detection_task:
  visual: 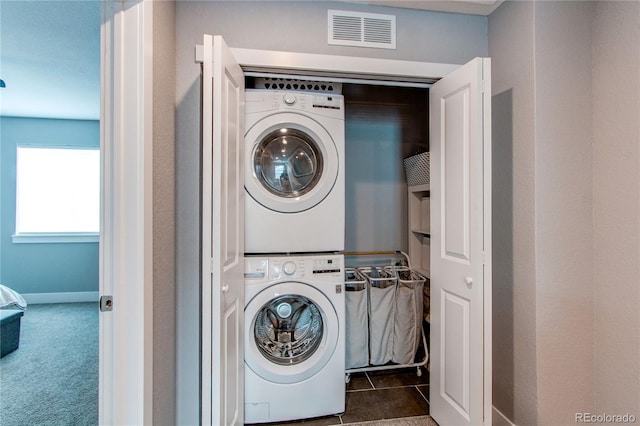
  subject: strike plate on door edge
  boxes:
[100,295,113,312]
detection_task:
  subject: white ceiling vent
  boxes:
[328,10,396,50]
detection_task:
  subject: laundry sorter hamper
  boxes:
[385,266,427,365]
[344,251,429,381]
[358,266,397,366]
[345,268,369,369]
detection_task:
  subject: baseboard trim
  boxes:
[22,291,99,304]
[493,406,516,426]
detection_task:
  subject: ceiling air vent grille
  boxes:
[328,10,396,50]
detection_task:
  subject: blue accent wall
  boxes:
[0,117,99,294]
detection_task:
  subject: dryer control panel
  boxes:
[245,90,344,120]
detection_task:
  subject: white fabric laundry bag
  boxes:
[387,267,425,364]
[345,269,369,369]
[361,267,396,366]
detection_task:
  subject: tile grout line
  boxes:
[348,383,424,392]
[415,384,430,404]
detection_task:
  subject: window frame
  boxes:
[12,144,100,244]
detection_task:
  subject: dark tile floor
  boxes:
[253,367,430,426]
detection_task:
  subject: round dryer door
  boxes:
[245,113,339,213]
[245,282,339,384]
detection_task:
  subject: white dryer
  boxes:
[244,254,345,424]
[244,89,345,253]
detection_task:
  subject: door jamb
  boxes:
[195,47,460,85]
[100,1,154,424]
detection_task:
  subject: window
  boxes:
[13,146,100,243]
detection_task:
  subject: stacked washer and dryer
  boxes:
[243,84,347,424]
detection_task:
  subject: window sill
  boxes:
[12,233,99,244]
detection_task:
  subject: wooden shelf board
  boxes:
[408,184,430,193]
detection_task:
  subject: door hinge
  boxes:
[100,295,113,312]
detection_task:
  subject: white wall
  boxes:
[175,2,488,423]
[593,0,640,419]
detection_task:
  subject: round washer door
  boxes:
[245,281,339,384]
[245,112,339,213]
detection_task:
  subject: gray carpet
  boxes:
[0,303,98,426]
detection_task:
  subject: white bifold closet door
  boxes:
[201,34,246,426]
[429,57,492,426]
[199,35,492,425]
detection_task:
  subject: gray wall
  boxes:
[488,2,538,424]
[533,3,595,423]
[593,1,640,419]
[175,2,487,423]
[344,85,429,253]
[490,1,596,424]
[0,117,99,296]
[490,0,640,424]
[152,1,176,424]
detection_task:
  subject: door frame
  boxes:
[101,8,491,417]
[195,46,460,86]
[196,45,491,425]
[100,1,154,424]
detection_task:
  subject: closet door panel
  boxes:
[442,86,471,263]
[429,57,491,426]
[201,34,246,426]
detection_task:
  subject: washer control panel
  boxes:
[312,257,341,274]
[265,254,343,281]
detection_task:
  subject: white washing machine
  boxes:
[244,254,345,424]
[244,89,345,253]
